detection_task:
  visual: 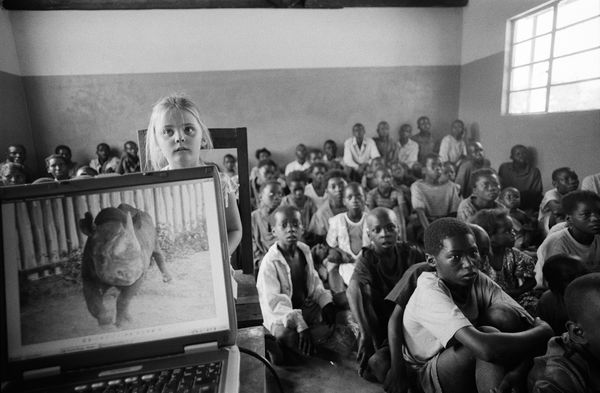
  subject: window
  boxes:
[504,0,600,114]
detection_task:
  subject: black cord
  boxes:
[238,346,284,393]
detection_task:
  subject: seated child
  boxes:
[528,273,600,392]
[538,167,579,236]
[347,207,424,382]
[401,218,553,393]
[90,143,120,174]
[438,119,467,166]
[304,162,329,208]
[440,162,457,185]
[457,168,502,223]
[221,154,239,199]
[117,141,141,174]
[249,147,271,183]
[498,144,543,213]
[390,160,415,197]
[498,186,537,250]
[455,141,491,198]
[373,121,397,165]
[0,162,26,185]
[55,144,77,177]
[250,158,279,210]
[45,154,70,181]
[324,182,369,293]
[323,139,343,167]
[361,157,385,191]
[366,168,408,241]
[469,209,538,314]
[343,123,380,180]
[395,123,419,169]
[284,144,310,176]
[256,206,341,364]
[307,148,323,165]
[4,144,30,182]
[307,170,348,245]
[251,181,283,269]
[280,171,317,239]
[535,190,600,287]
[537,254,589,335]
[412,116,434,164]
[383,223,492,392]
[409,154,461,239]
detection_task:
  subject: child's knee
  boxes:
[480,304,527,333]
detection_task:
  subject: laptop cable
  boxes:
[238,346,285,393]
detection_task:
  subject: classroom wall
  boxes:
[459,0,600,189]
[7,8,463,174]
[0,9,36,172]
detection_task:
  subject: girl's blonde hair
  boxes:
[145,94,213,171]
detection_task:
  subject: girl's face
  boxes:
[224,156,236,171]
[491,217,516,249]
[157,109,204,169]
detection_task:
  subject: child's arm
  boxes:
[384,305,410,393]
[224,192,243,255]
[394,190,409,222]
[453,318,553,364]
[415,208,430,230]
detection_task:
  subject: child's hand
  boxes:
[321,303,337,327]
[311,243,329,263]
[298,330,314,356]
[327,248,343,264]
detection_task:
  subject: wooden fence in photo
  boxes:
[6,184,206,278]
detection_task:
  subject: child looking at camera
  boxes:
[457,168,502,223]
[281,170,317,239]
[251,181,283,269]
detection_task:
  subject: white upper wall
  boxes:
[461,0,551,64]
[9,8,463,76]
[0,9,22,74]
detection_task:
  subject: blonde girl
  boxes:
[145,94,242,256]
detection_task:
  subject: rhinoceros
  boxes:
[79,203,172,326]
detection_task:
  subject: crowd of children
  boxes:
[250,117,600,393]
[3,113,600,392]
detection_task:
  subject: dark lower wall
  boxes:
[22,66,460,175]
[459,52,600,190]
[0,71,36,172]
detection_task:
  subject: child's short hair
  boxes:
[96,142,110,152]
[274,205,301,220]
[551,166,574,181]
[124,140,137,148]
[145,94,213,171]
[45,154,66,167]
[323,139,337,151]
[424,218,474,256]
[55,145,72,156]
[257,158,277,170]
[468,208,509,235]
[259,180,281,194]
[286,170,308,185]
[308,161,328,174]
[562,190,600,215]
[223,153,236,163]
[470,168,497,189]
[423,153,440,165]
[510,144,528,159]
[323,169,347,185]
[75,165,98,177]
[345,181,364,194]
[564,273,600,323]
[542,254,589,296]
[499,186,519,198]
[255,148,271,160]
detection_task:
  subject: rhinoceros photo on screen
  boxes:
[79,203,172,326]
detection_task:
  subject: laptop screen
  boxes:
[1,171,231,363]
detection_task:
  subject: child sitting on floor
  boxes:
[249,147,271,183]
[281,170,317,239]
[440,161,457,185]
[498,144,543,213]
[457,168,502,223]
[373,121,397,165]
[250,158,279,210]
[347,207,424,382]
[538,167,579,236]
[256,205,340,364]
[361,156,385,191]
[409,154,461,240]
[307,170,348,245]
[456,141,491,198]
[325,182,369,293]
[323,139,342,167]
[304,162,329,208]
[402,218,553,393]
[535,190,600,287]
[528,273,600,392]
[307,148,323,165]
[251,181,283,269]
[438,119,467,167]
[285,143,310,176]
[498,186,537,250]
[90,143,120,174]
[117,141,141,174]
[537,254,589,335]
[366,168,408,241]
[469,209,538,315]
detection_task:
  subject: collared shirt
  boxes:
[256,242,333,333]
[395,139,419,168]
[343,137,380,169]
[438,135,466,165]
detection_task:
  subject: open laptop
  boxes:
[0,166,239,392]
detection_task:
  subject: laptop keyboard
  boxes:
[68,361,222,393]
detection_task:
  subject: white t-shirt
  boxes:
[402,271,529,364]
[581,173,600,194]
[304,183,328,208]
[326,212,369,285]
[342,137,380,169]
[438,135,466,165]
[535,228,600,287]
[538,188,561,234]
[284,160,310,176]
